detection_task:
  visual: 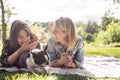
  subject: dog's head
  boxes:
[29,45,49,67]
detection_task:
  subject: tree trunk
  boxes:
[0,0,6,42]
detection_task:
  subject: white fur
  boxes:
[26,48,48,68]
[31,49,43,53]
[26,53,39,68]
[44,55,48,60]
[0,63,2,67]
[40,62,47,67]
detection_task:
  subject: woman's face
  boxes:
[17,29,31,45]
[53,27,67,43]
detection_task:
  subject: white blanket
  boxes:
[0,56,120,78]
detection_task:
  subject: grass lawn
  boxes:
[0,71,118,80]
[0,47,120,80]
[85,47,120,59]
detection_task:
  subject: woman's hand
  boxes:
[19,40,31,52]
[51,53,76,68]
[63,54,76,68]
[57,53,67,65]
[49,53,67,67]
[64,61,77,68]
[48,22,54,33]
[19,40,38,52]
[28,41,38,51]
[39,32,46,43]
[7,40,38,65]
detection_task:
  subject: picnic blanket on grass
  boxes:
[0,56,120,78]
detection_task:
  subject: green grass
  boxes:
[85,47,120,59]
[0,71,87,80]
[0,71,118,80]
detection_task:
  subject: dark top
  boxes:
[0,39,41,67]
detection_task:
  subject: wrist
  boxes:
[18,47,25,54]
[71,62,77,68]
[58,59,63,66]
[51,59,63,67]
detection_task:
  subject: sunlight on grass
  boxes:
[0,72,118,80]
[0,46,2,56]
[46,75,57,80]
[85,47,120,59]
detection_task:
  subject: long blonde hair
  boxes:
[55,17,77,51]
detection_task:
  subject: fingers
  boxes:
[65,54,73,61]
[48,22,54,28]
[48,22,54,33]
[29,41,37,46]
[61,53,73,62]
[39,32,46,42]
[65,61,73,67]
[21,40,37,51]
[61,52,67,57]
[61,53,74,67]
[60,53,67,64]
[28,42,37,51]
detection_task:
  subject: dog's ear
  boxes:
[44,45,48,51]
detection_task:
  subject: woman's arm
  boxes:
[49,53,67,67]
[64,46,84,68]
[63,53,77,68]
[64,38,84,68]
[47,38,65,67]
[7,47,27,65]
[73,37,84,68]
[74,47,84,68]
[8,40,37,65]
[0,40,36,67]
[48,22,54,34]
[47,38,57,62]
[0,40,14,67]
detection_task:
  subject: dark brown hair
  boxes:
[9,20,33,50]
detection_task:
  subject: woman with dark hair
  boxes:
[0,20,42,68]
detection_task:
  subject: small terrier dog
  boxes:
[19,45,49,68]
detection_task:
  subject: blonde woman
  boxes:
[47,17,84,68]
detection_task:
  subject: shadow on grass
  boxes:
[50,73,88,80]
